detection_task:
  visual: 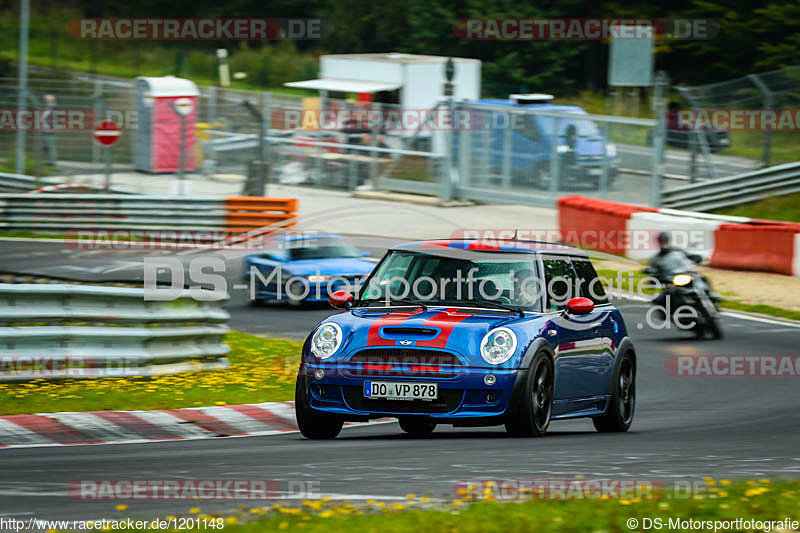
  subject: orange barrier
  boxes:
[557,196,657,254]
[711,224,798,275]
[224,197,298,232]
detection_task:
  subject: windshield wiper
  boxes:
[457,298,525,317]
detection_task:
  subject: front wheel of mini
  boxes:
[295,375,343,439]
[593,352,635,432]
[505,351,553,437]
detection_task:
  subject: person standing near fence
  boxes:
[41,94,57,167]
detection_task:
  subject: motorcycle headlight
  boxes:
[606,142,617,158]
[672,273,693,287]
[480,327,518,365]
[311,322,342,359]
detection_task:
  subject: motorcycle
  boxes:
[644,250,723,339]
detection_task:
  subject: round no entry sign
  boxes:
[94,120,121,146]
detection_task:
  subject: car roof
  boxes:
[392,239,588,257]
[474,99,588,114]
[276,233,345,243]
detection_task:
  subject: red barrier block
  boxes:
[711,224,798,275]
[557,196,657,255]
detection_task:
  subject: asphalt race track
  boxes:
[1,239,800,521]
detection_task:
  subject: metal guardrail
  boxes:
[0,194,297,233]
[0,283,230,381]
[0,172,50,192]
[660,162,800,211]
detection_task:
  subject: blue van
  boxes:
[459,94,619,190]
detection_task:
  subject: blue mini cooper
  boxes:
[295,239,636,439]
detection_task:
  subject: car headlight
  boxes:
[307,274,329,283]
[480,327,518,365]
[672,273,693,287]
[311,322,342,359]
[557,144,570,153]
[606,142,617,157]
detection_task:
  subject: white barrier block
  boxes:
[627,212,722,262]
[794,233,800,277]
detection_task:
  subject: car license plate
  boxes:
[364,381,438,400]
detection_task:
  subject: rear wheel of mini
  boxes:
[593,352,635,432]
[398,417,436,436]
[295,375,343,439]
[505,351,553,437]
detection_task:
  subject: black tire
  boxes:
[398,417,436,436]
[707,316,723,340]
[593,352,635,432]
[295,375,343,440]
[286,280,305,307]
[692,321,706,338]
[505,351,554,437]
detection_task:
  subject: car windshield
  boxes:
[536,110,601,137]
[288,244,363,260]
[359,250,542,311]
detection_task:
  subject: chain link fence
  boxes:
[675,66,800,177]
[4,70,799,207]
[451,101,660,206]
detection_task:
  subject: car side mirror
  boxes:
[566,297,594,315]
[329,290,354,309]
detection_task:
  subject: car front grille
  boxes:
[349,349,462,366]
[348,348,464,378]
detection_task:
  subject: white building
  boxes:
[286,52,481,109]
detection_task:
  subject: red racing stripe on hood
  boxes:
[366,309,425,346]
[415,309,474,349]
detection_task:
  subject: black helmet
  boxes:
[656,231,670,245]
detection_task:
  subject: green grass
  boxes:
[595,267,661,296]
[713,192,800,223]
[154,478,794,533]
[0,331,301,415]
[0,231,71,240]
[718,300,800,321]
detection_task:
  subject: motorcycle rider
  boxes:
[646,232,721,337]
[648,232,702,283]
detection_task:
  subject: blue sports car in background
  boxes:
[245,233,376,305]
[295,238,637,439]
